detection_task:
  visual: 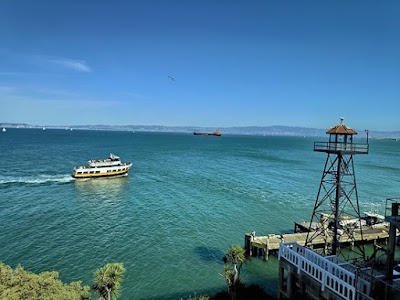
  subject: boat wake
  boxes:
[0,174,74,186]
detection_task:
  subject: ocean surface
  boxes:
[0,129,399,299]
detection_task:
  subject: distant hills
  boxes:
[1,123,399,139]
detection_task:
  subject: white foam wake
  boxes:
[0,174,74,185]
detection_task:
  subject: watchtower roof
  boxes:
[326,124,357,135]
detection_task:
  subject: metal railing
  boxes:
[314,142,369,154]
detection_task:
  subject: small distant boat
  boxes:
[2,128,6,132]
[193,130,221,136]
[72,153,132,179]
[42,127,46,131]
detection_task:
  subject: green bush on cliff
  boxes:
[0,262,90,300]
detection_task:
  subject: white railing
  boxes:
[279,242,371,300]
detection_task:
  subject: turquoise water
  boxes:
[0,129,399,299]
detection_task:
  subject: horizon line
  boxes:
[0,122,399,133]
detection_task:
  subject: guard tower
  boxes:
[305,118,369,261]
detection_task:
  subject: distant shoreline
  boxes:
[1,123,400,139]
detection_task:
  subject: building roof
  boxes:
[326,123,357,135]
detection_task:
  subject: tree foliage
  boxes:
[92,263,125,300]
[0,262,90,300]
[222,245,246,300]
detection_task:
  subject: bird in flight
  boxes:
[168,75,175,81]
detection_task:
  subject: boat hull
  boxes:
[73,172,129,180]
[72,163,132,179]
[193,132,221,136]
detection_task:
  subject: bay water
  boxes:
[0,129,399,299]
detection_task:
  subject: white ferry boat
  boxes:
[72,153,132,179]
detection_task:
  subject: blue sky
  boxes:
[0,1,399,130]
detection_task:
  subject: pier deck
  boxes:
[245,223,391,260]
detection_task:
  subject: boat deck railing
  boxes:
[74,162,131,170]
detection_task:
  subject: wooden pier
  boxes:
[244,222,391,260]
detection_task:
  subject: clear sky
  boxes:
[0,1,399,130]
